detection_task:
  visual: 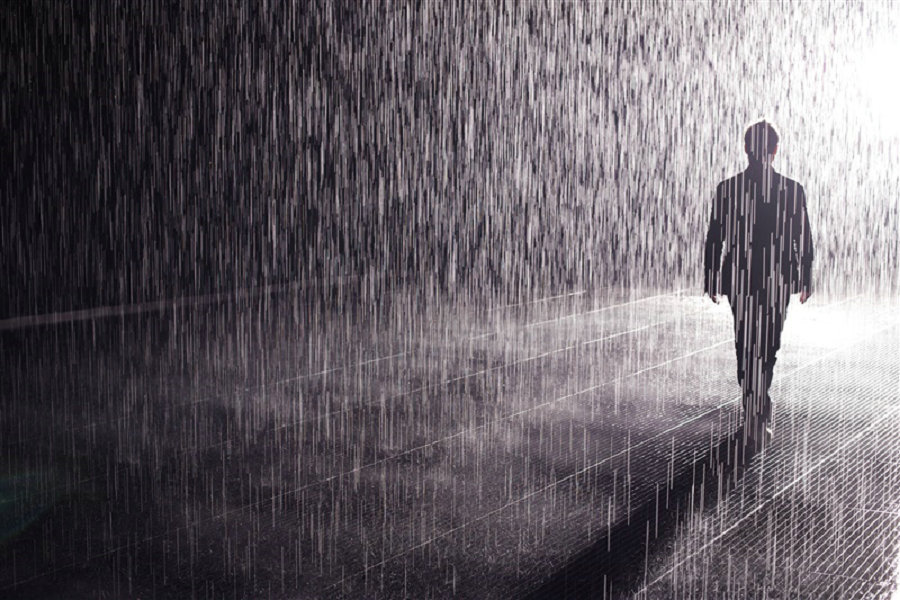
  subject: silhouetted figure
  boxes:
[704,120,814,452]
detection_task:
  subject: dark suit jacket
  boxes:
[704,167,814,298]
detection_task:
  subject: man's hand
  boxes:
[800,290,810,304]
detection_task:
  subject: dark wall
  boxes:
[3,2,332,318]
[2,2,643,319]
[4,2,896,319]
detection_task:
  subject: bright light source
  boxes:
[856,39,900,135]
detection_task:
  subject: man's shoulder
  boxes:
[715,173,743,195]
[775,172,806,197]
[716,172,743,187]
[715,171,807,198]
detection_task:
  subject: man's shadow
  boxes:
[526,427,759,599]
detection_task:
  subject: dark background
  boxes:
[3,1,898,319]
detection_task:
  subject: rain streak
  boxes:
[2,2,900,599]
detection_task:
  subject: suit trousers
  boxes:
[729,287,790,429]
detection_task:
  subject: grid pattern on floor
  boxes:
[638,324,900,599]
[1,289,897,598]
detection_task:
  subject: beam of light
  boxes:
[855,38,900,136]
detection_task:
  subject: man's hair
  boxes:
[744,120,779,162]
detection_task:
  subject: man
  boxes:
[704,120,814,452]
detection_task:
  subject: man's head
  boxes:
[744,120,779,165]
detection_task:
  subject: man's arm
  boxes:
[704,184,726,302]
[797,186,814,303]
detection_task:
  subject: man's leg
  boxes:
[759,289,790,423]
[730,289,790,456]
[730,294,749,393]
[740,291,783,450]
[731,294,764,450]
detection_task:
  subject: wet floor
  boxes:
[2,284,897,598]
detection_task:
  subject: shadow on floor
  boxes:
[526,427,758,599]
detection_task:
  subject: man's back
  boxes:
[706,167,813,297]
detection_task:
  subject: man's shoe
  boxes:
[742,421,772,455]
[755,423,774,452]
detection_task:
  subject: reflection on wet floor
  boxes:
[1,287,898,598]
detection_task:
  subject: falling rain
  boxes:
[2,1,900,598]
